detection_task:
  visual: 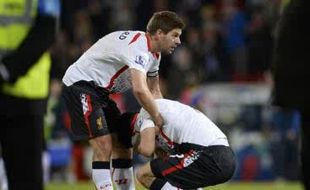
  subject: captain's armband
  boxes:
[147,70,159,77]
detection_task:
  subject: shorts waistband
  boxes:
[73,80,110,95]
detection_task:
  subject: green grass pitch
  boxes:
[46,181,303,190]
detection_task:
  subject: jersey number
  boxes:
[119,31,130,40]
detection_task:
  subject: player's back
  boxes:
[85,31,141,60]
[155,99,228,147]
[62,31,155,93]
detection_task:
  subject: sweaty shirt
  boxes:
[134,99,229,153]
[62,31,161,93]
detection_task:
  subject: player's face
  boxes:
[159,28,182,54]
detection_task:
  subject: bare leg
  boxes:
[89,135,112,161]
[136,162,156,188]
[89,135,113,190]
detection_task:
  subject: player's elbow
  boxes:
[132,87,148,98]
[149,88,162,99]
[138,145,154,157]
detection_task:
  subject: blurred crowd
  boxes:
[51,0,287,98]
[43,0,299,183]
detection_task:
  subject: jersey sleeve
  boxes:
[147,54,160,77]
[135,109,155,132]
[123,44,150,74]
[140,119,155,131]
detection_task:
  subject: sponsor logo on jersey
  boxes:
[135,55,146,67]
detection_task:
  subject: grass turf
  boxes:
[46,181,303,190]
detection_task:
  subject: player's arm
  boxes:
[137,127,156,157]
[147,75,163,99]
[130,68,164,128]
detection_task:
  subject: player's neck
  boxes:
[145,33,160,53]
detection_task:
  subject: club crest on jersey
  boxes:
[135,55,146,67]
[96,116,103,130]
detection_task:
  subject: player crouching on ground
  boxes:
[114,99,236,190]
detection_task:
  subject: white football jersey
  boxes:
[62,31,161,93]
[134,99,229,153]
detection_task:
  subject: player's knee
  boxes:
[91,135,113,160]
[213,160,236,185]
[136,168,148,185]
[100,134,113,146]
[112,147,132,159]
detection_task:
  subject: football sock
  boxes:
[150,178,181,190]
[161,182,180,190]
[112,159,135,190]
[92,161,113,190]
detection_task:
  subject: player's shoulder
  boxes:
[107,30,148,51]
[156,98,180,106]
[158,99,197,115]
[98,30,147,51]
[138,108,150,118]
[156,99,181,111]
[127,31,148,50]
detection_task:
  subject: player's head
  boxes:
[147,11,185,35]
[146,11,185,54]
[117,111,157,148]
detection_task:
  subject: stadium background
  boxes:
[32,0,301,189]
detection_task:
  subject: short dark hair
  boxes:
[147,11,185,35]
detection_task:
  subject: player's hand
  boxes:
[154,148,168,158]
[153,113,164,128]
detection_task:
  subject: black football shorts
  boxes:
[150,144,236,189]
[62,81,121,141]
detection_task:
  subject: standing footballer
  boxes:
[62,11,185,190]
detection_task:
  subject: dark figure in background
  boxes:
[0,0,59,189]
[272,0,310,189]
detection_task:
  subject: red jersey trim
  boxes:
[152,52,160,60]
[84,95,93,138]
[145,34,160,59]
[162,150,194,176]
[105,65,129,90]
[129,33,142,45]
[162,162,184,176]
[145,34,151,51]
[130,113,139,135]
[159,129,174,146]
